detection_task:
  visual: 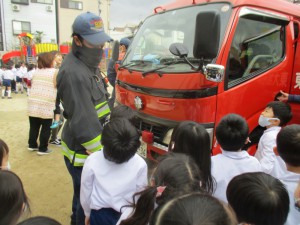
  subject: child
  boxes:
[14,63,24,94]
[150,193,237,225]
[168,121,215,194]
[49,51,63,131]
[109,105,138,125]
[254,101,292,177]
[118,153,204,225]
[1,63,14,99]
[0,139,10,170]
[80,118,148,225]
[211,113,262,202]
[17,216,61,225]
[276,124,300,224]
[227,172,289,225]
[0,170,30,225]
[26,64,36,96]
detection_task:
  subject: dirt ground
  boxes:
[0,93,72,224]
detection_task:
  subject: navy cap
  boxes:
[120,38,131,48]
[72,12,113,45]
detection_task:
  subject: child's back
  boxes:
[254,101,292,177]
[80,118,148,225]
[211,114,261,202]
[276,124,300,225]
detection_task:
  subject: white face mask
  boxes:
[258,115,278,127]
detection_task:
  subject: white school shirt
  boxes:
[2,70,14,80]
[20,66,27,78]
[279,172,300,225]
[27,69,35,80]
[211,149,262,203]
[80,150,148,217]
[255,126,283,175]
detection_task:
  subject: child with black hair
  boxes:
[227,172,289,225]
[118,153,204,225]
[80,118,147,225]
[255,101,292,177]
[0,170,30,225]
[168,121,215,194]
[0,138,10,170]
[14,63,24,94]
[109,104,138,125]
[17,216,61,225]
[1,63,14,99]
[211,113,261,202]
[150,193,237,225]
[276,124,300,224]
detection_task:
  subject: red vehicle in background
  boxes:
[115,0,300,160]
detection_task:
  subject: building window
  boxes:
[31,0,53,4]
[60,0,83,10]
[12,20,31,35]
[11,0,29,5]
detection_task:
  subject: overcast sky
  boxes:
[109,0,174,28]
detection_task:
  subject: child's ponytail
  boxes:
[120,186,158,225]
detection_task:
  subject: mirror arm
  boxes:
[183,56,198,70]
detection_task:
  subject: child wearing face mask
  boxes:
[0,139,10,170]
[254,101,292,177]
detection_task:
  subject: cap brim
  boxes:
[81,32,113,46]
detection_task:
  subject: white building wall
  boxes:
[58,0,110,44]
[2,1,57,51]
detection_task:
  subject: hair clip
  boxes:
[156,186,166,198]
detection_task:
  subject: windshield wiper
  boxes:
[118,60,151,70]
[142,58,200,77]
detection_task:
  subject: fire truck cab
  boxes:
[115,0,300,159]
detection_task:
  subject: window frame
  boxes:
[12,20,31,35]
[60,0,83,10]
[224,8,288,90]
[31,0,53,4]
[11,0,29,5]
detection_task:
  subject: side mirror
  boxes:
[193,11,220,59]
[111,41,120,62]
[203,64,224,82]
[169,43,189,58]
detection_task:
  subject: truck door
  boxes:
[289,21,300,123]
[215,7,291,148]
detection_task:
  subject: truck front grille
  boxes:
[135,120,169,143]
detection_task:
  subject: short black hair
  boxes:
[0,139,9,168]
[150,193,236,225]
[101,118,140,164]
[110,105,138,125]
[277,124,300,167]
[17,216,61,225]
[227,172,289,225]
[0,170,30,225]
[216,113,249,151]
[266,101,292,126]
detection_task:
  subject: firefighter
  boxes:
[56,12,112,225]
[107,37,131,109]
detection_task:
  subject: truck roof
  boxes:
[159,0,300,18]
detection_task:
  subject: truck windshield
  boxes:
[123,3,232,73]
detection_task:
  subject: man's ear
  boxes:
[73,36,82,47]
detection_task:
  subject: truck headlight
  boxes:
[206,128,214,149]
[162,129,174,146]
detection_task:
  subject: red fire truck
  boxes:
[115,0,300,159]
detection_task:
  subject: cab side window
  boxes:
[226,17,285,88]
